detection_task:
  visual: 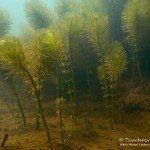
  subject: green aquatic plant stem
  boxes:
[60,18,77,123]
[94,21,113,128]
[6,102,15,118]
[85,14,120,130]
[104,78,108,118]
[66,72,77,123]
[35,106,40,130]
[68,24,77,123]
[9,78,27,126]
[72,70,77,121]
[56,69,60,98]
[136,55,143,83]
[21,65,51,144]
[55,98,66,150]
[1,134,8,147]
[122,0,150,84]
[132,51,145,91]
[131,48,143,84]
[110,79,115,130]
[0,37,51,144]
[135,54,146,92]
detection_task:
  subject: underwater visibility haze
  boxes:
[0,0,150,149]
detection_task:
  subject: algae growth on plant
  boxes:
[0,0,150,150]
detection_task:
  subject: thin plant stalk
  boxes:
[9,78,27,126]
[22,66,51,144]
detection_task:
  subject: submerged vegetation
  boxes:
[122,0,150,82]
[0,7,11,37]
[0,0,150,149]
[24,0,53,29]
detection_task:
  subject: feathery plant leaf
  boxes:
[103,42,127,82]
[85,13,109,61]
[0,37,27,77]
[0,7,12,37]
[25,29,62,79]
[98,42,127,82]
[53,13,84,61]
[122,0,150,51]
[24,0,53,29]
[0,35,52,141]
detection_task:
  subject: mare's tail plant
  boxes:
[0,36,53,144]
[85,13,112,128]
[9,77,27,125]
[24,0,53,29]
[56,15,79,123]
[122,0,150,83]
[82,112,95,136]
[55,98,66,150]
[0,73,26,125]
[98,42,127,129]
[0,7,11,37]
[85,12,127,129]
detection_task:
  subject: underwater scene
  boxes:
[0,0,150,149]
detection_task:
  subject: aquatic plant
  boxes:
[9,77,27,125]
[104,42,127,83]
[55,14,82,123]
[122,0,150,82]
[100,0,128,41]
[0,74,25,121]
[25,29,61,130]
[1,134,8,147]
[24,0,53,29]
[55,98,66,150]
[85,14,109,57]
[98,42,127,129]
[85,13,113,128]
[6,102,15,118]
[82,112,95,136]
[0,7,11,37]
[86,12,127,129]
[0,36,53,144]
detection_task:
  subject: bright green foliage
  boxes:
[25,29,61,79]
[103,42,127,82]
[0,7,11,37]
[24,0,53,29]
[0,37,27,77]
[0,35,58,143]
[122,0,150,51]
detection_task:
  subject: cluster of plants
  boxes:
[0,0,150,148]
